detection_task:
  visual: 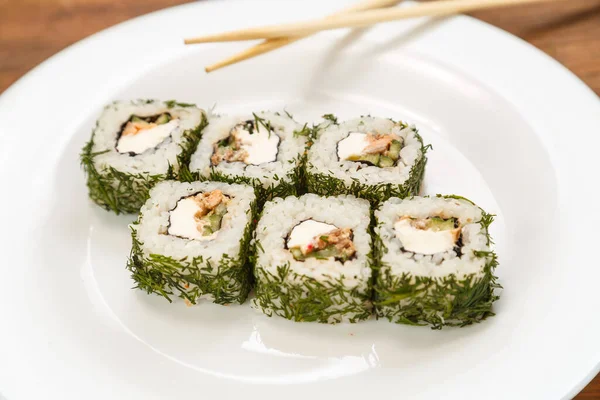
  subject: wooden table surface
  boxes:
[0,0,599,397]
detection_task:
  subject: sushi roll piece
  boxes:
[81,100,207,214]
[189,111,313,203]
[253,194,372,323]
[373,195,500,329]
[307,115,429,203]
[127,180,257,305]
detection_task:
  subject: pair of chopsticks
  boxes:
[186,0,567,73]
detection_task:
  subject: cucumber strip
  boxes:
[155,113,171,125]
[379,155,395,168]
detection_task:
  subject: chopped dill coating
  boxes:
[306,115,430,205]
[127,192,258,305]
[252,261,372,324]
[186,110,317,205]
[80,100,207,214]
[373,195,501,329]
[251,194,373,323]
[192,165,302,207]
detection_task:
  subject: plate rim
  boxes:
[0,1,599,399]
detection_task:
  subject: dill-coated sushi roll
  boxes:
[307,115,429,203]
[80,100,207,214]
[253,194,372,323]
[373,195,500,329]
[189,111,312,203]
[127,180,257,305]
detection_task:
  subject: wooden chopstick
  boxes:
[205,0,403,73]
[185,0,566,44]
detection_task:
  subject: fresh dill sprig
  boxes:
[252,112,273,135]
[292,123,319,140]
[480,212,496,246]
[436,194,474,204]
[164,100,196,108]
[322,114,338,124]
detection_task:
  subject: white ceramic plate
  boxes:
[1,1,599,399]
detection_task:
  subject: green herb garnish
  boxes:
[253,261,372,324]
[322,114,338,124]
[252,113,273,136]
[164,100,196,108]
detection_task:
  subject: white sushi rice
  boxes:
[255,194,372,292]
[375,196,489,279]
[309,116,423,186]
[91,100,204,175]
[189,111,308,188]
[134,180,255,261]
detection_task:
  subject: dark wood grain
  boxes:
[0,0,191,92]
[0,0,598,398]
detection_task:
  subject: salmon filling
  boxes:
[336,131,403,167]
[287,219,356,263]
[167,190,229,240]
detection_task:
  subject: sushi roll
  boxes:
[80,100,207,214]
[307,115,429,203]
[188,111,312,203]
[127,180,257,305]
[373,195,500,329]
[253,194,372,323]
